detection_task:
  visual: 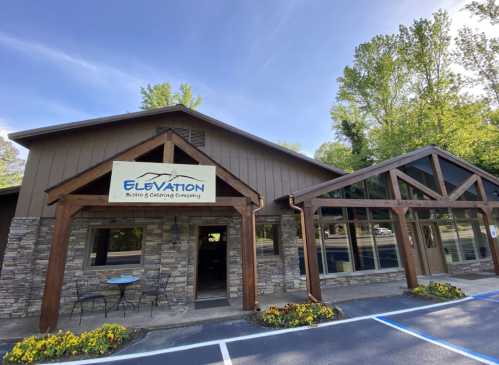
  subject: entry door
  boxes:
[196,226,227,299]
[421,223,446,275]
[408,223,424,275]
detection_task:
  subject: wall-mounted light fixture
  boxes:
[171,216,180,244]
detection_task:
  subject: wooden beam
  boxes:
[394,169,442,200]
[310,198,494,209]
[389,169,401,200]
[40,201,82,332]
[294,146,436,203]
[448,174,478,201]
[170,133,259,204]
[65,194,248,208]
[480,207,499,275]
[431,153,448,197]
[235,202,257,310]
[476,176,488,202]
[391,207,418,289]
[163,132,175,163]
[47,133,168,204]
[302,202,322,301]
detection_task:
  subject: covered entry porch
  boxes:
[289,146,499,301]
[39,129,262,332]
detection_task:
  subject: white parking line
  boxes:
[41,292,488,365]
[219,342,232,365]
[373,317,499,365]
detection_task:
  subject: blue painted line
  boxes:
[474,297,499,304]
[472,289,499,299]
[375,316,499,365]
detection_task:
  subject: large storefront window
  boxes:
[89,227,143,267]
[296,208,401,276]
[413,208,490,264]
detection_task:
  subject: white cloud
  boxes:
[0,31,146,93]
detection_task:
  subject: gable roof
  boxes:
[9,104,345,176]
[290,145,499,203]
[45,128,261,205]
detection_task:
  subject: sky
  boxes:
[0,0,483,159]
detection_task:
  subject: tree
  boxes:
[465,0,499,24]
[324,8,499,174]
[314,142,355,172]
[455,0,499,106]
[140,82,202,110]
[0,136,24,188]
[277,141,301,152]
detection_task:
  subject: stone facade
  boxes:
[0,212,435,319]
[448,259,493,275]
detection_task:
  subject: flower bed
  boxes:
[3,324,130,364]
[260,303,337,328]
[411,282,466,300]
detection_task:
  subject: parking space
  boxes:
[10,291,499,365]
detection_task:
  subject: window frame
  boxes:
[84,225,146,270]
[255,223,280,257]
[298,208,403,278]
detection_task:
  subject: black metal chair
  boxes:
[70,279,108,324]
[137,272,170,316]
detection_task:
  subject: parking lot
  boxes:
[43,290,499,365]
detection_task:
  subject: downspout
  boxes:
[251,196,264,311]
[288,195,319,303]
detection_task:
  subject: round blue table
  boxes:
[107,275,139,315]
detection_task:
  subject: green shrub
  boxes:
[411,282,466,300]
[261,303,335,328]
[3,324,129,364]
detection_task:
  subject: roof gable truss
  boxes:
[294,146,499,204]
[46,129,260,205]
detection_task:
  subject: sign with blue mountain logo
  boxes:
[109,161,216,203]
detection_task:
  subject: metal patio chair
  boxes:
[70,279,108,325]
[137,272,171,317]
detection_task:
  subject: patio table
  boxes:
[106,275,140,315]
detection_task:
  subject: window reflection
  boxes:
[322,223,352,273]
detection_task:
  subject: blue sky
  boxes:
[0,0,466,158]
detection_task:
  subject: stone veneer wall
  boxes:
[0,213,416,319]
[0,215,244,318]
[448,259,493,275]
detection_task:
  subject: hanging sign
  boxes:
[490,225,498,239]
[109,161,216,203]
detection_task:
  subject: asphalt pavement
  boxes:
[3,292,499,365]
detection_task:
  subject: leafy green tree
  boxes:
[455,0,499,106]
[0,136,24,188]
[465,0,499,24]
[314,142,355,172]
[277,141,301,152]
[140,82,202,110]
[325,8,499,175]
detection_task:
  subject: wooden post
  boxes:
[238,202,257,310]
[302,202,322,301]
[392,207,418,289]
[39,201,81,332]
[163,131,174,163]
[480,207,499,275]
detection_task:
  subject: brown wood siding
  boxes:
[15,112,338,217]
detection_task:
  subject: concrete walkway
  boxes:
[1,274,498,341]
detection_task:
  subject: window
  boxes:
[256,224,279,256]
[455,222,478,261]
[373,223,399,269]
[350,223,376,270]
[322,223,352,273]
[296,218,324,275]
[399,157,438,193]
[438,222,460,263]
[439,157,473,194]
[89,227,143,267]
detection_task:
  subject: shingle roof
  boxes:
[9,104,345,175]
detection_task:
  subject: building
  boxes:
[0,105,498,332]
